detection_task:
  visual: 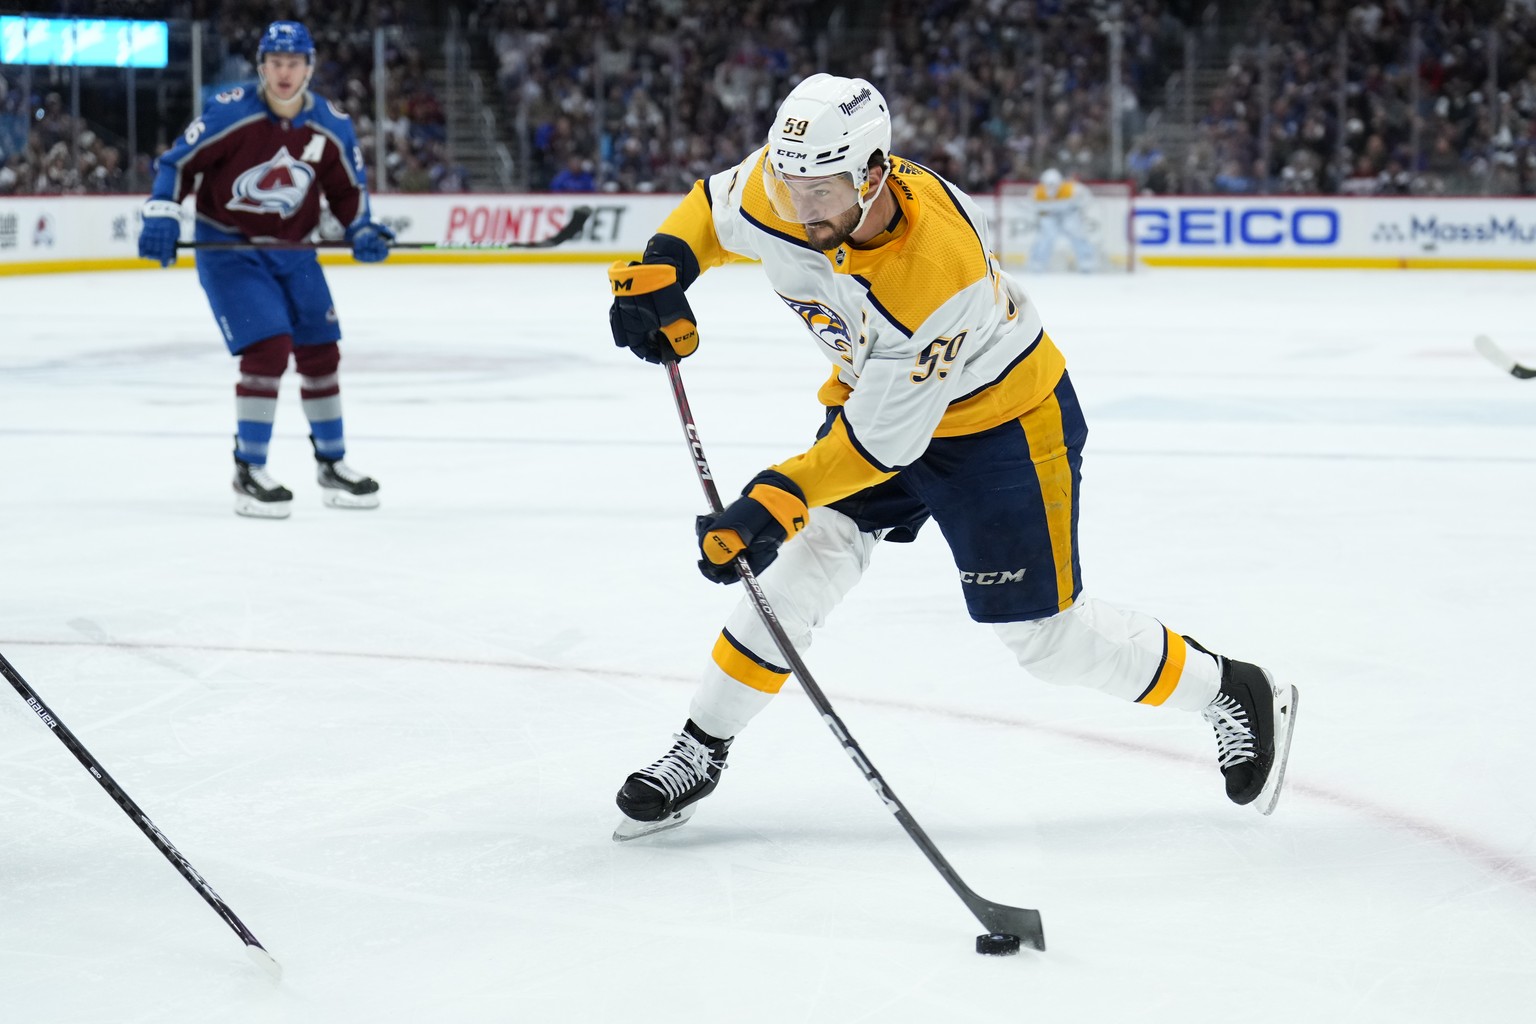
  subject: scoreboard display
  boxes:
[1,16,169,69]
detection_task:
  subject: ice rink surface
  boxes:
[2,261,1534,1023]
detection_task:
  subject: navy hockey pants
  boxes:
[826,371,1087,623]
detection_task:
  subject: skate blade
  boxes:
[234,495,292,519]
[320,489,380,510]
[1255,682,1299,816]
[612,804,696,843]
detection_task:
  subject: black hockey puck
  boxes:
[975,932,1022,956]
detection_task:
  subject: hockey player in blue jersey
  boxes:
[138,20,391,518]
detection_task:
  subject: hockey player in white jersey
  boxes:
[606,74,1297,841]
[1026,168,1098,273]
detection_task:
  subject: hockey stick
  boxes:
[662,360,1046,953]
[1474,334,1536,379]
[0,650,282,979]
[176,205,592,252]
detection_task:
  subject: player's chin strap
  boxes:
[849,157,893,236]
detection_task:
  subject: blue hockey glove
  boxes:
[345,220,396,263]
[138,200,184,267]
[607,260,699,364]
[695,470,808,584]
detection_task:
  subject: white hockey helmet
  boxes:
[1040,168,1064,196]
[763,73,892,227]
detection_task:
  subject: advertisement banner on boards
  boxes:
[1134,196,1536,267]
[366,195,661,252]
[0,196,147,266]
[0,193,676,272]
[5,192,1536,273]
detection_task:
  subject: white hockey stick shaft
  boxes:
[1474,334,1536,379]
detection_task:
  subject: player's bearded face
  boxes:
[766,169,866,250]
[802,202,864,251]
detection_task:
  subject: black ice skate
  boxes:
[311,436,380,509]
[1197,652,1299,815]
[233,455,293,519]
[613,720,732,842]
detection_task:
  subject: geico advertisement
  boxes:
[1135,197,1536,258]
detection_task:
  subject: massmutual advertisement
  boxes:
[1134,196,1536,269]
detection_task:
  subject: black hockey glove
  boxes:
[607,260,699,363]
[695,470,808,584]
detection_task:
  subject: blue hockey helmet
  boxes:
[257,21,315,61]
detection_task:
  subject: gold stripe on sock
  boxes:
[1137,629,1187,706]
[711,631,791,694]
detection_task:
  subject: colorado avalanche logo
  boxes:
[780,296,853,355]
[226,147,316,218]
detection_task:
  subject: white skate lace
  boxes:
[324,460,369,484]
[246,464,284,491]
[1201,693,1255,769]
[638,733,726,801]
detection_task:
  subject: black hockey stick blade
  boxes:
[963,894,1046,951]
[0,650,281,979]
[1474,334,1536,379]
[175,206,592,252]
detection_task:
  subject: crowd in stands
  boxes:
[1160,0,1536,196]
[0,71,147,194]
[467,0,1173,196]
[470,0,1536,197]
[4,1,1536,196]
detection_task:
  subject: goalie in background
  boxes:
[1026,168,1098,273]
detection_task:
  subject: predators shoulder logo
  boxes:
[227,146,316,218]
[779,296,853,356]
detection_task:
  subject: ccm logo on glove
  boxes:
[695,471,808,584]
[608,260,699,363]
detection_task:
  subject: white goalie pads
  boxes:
[994,179,1136,273]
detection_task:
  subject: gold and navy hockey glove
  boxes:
[695,470,808,584]
[607,260,698,364]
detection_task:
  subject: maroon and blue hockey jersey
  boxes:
[150,84,373,241]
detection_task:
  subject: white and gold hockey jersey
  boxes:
[657,149,1066,508]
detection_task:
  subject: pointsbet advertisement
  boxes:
[0,194,671,274]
